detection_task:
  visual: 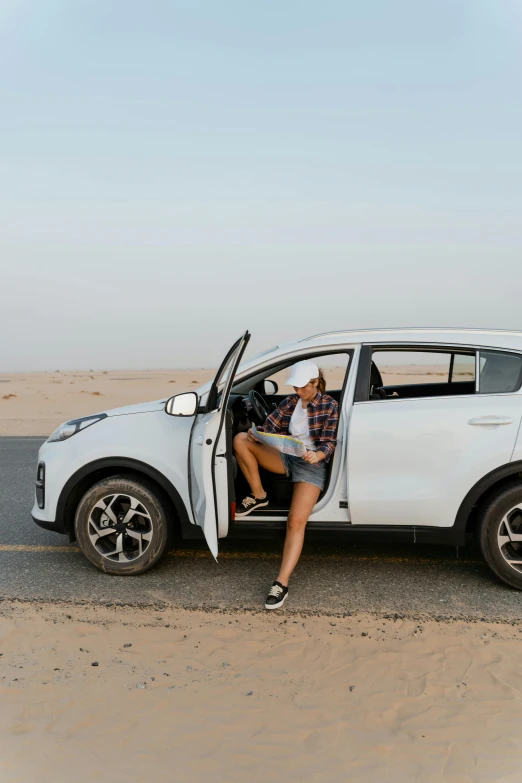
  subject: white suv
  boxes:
[32,329,522,589]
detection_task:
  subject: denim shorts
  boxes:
[280,453,327,491]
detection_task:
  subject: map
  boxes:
[251,424,307,457]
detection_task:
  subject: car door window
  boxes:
[206,334,250,412]
[370,348,476,400]
[375,351,451,386]
[479,351,522,394]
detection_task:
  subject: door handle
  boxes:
[468,416,515,426]
[195,436,203,445]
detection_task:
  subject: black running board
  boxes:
[230,519,465,545]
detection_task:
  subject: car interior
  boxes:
[225,352,352,515]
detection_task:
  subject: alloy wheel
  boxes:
[88,493,153,563]
[497,503,522,574]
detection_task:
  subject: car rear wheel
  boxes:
[74,476,171,575]
[478,482,522,590]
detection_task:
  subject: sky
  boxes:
[1,0,522,371]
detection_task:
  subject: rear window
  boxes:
[479,351,522,394]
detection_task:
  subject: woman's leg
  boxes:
[276,482,321,586]
[233,432,286,498]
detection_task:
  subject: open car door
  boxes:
[189,331,250,558]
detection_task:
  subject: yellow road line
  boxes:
[0,544,80,553]
[0,543,481,565]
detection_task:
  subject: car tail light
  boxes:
[231,502,236,521]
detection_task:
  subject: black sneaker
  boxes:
[235,493,269,517]
[265,581,288,610]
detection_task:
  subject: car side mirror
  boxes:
[264,379,278,394]
[165,392,198,417]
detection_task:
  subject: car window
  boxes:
[370,348,476,400]
[374,351,452,386]
[479,350,522,394]
[450,353,476,384]
[207,332,250,411]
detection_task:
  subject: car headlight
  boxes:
[47,413,107,443]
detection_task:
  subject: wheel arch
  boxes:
[454,461,522,541]
[56,458,194,541]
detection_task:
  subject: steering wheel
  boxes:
[248,390,272,425]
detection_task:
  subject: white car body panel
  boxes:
[507,416,522,462]
[348,393,522,528]
[188,408,223,558]
[99,400,165,416]
[31,410,194,527]
[31,435,85,524]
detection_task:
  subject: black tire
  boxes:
[478,481,522,590]
[74,476,171,576]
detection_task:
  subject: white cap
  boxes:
[285,359,320,388]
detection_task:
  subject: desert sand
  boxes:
[0,369,217,436]
[1,600,522,783]
[0,364,449,436]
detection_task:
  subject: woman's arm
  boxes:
[315,400,339,462]
[257,397,292,435]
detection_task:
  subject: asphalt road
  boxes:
[0,436,521,621]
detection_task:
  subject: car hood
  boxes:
[105,399,166,417]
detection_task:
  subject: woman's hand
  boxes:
[247,428,261,443]
[303,450,324,465]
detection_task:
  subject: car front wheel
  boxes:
[478,482,522,590]
[74,476,171,575]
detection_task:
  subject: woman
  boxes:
[233,359,339,610]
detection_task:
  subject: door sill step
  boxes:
[235,516,355,529]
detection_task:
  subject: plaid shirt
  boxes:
[260,392,339,462]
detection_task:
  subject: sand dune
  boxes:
[1,600,522,782]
